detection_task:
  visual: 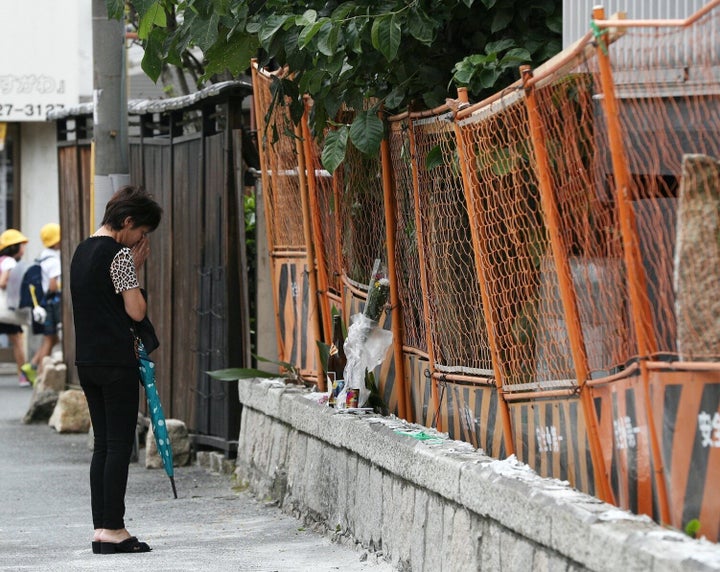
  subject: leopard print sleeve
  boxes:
[110,247,140,293]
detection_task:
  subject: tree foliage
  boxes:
[114,0,561,170]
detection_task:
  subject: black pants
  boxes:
[79,365,139,530]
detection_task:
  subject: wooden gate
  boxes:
[54,82,254,454]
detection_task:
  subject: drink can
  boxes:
[346,388,359,409]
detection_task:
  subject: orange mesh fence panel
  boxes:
[529,69,635,379]
[253,69,305,251]
[458,98,574,389]
[411,112,492,374]
[387,118,427,353]
[598,10,720,360]
[253,65,319,377]
[337,135,387,284]
[304,122,342,296]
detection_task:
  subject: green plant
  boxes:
[685,518,701,538]
[109,0,562,171]
[207,355,310,385]
[364,370,389,416]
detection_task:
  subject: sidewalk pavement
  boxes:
[0,371,394,572]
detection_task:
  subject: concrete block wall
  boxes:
[235,378,720,571]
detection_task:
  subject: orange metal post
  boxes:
[300,101,332,344]
[380,134,409,420]
[521,65,614,503]
[294,121,325,388]
[452,88,515,455]
[407,119,441,430]
[250,62,275,266]
[593,6,669,522]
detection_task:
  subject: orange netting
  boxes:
[335,110,387,285]
[252,69,305,250]
[409,112,492,374]
[387,119,427,353]
[459,98,572,388]
[302,104,343,297]
[595,10,720,360]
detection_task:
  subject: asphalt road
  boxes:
[0,369,394,572]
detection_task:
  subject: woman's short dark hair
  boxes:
[101,186,163,231]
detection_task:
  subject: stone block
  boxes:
[353,459,384,550]
[443,505,480,572]
[38,361,67,393]
[382,478,413,568]
[423,493,443,571]
[285,431,309,502]
[48,389,90,433]
[23,390,58,424]
[302,436,327,516]
[409,489,429,571]
[145,418,191,468]
[675,154,720,356]
[335,454,358,533]
[533,549,571,572]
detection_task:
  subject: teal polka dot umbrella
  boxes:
[138,341,177,498]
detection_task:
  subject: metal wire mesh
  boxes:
[531,71,634,379]
[412,113,492,374]
[253,70,305,250]
[304,119,342,295]
[459,97,571,388]
[387,119,427,353]
[597,11,720,359]
[336,111,387,284]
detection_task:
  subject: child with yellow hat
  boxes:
[21,223,61,384]
[0,229,30,386]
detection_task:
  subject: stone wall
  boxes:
[235,378,720,571]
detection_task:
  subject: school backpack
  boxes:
[6,256,51,310]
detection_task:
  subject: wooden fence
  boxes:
[54,81,254,454]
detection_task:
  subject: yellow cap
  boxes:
[40,223,60,248]
[0,229,29,251]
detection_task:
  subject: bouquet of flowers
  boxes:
[339,260,393,409]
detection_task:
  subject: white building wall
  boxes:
[563,0,709,47]
[19,122,59,258]
[0,0,92,239]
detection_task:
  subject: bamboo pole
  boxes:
[521,65,614,503]
[592,6,669,523]
[407,118,441,430]
[380,130,409,420]
[452,87,515,456]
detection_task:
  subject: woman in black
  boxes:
[70,186,162,554]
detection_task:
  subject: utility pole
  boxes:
[92,0,129,227]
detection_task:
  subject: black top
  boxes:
[70,236,137,368]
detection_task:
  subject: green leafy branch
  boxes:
[110,0,561,172]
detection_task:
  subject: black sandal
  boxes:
[99,536,152,554]
[91,541,101,554]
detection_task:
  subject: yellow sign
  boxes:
[0,122,6,152]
